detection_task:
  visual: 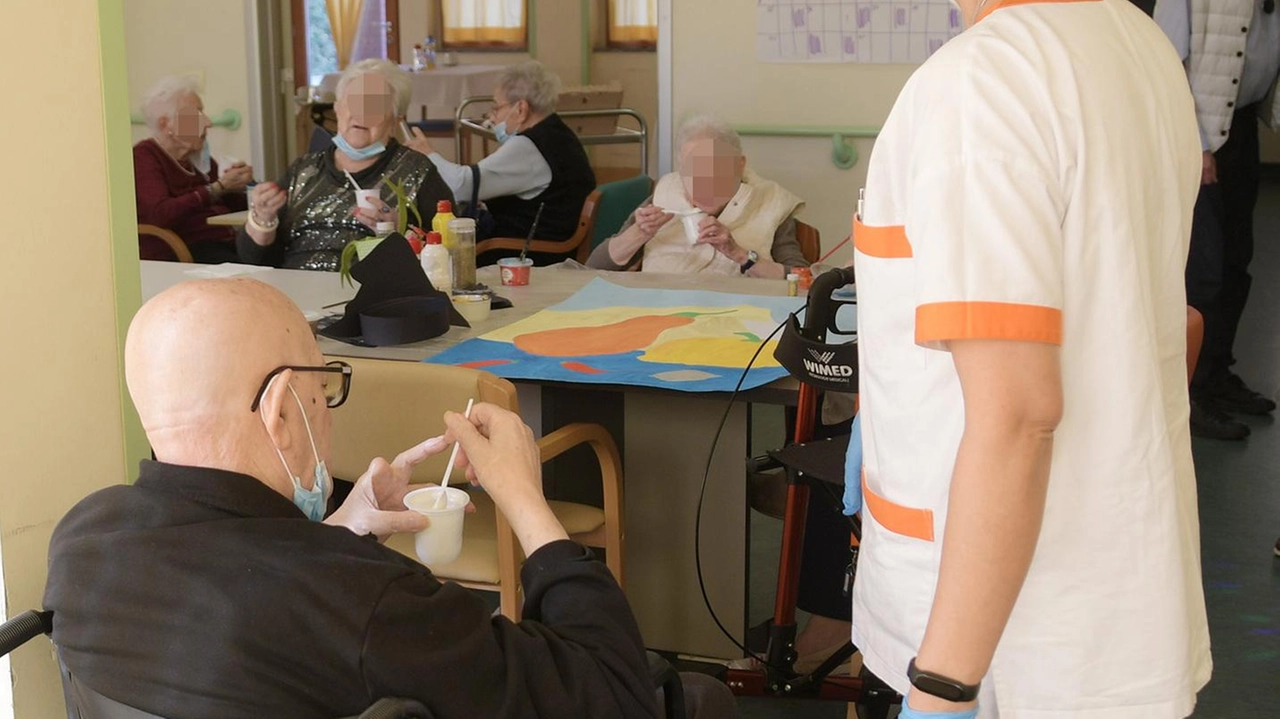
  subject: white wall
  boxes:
[671,0,919,264]
[0,1,134,716]
[124,0,255,164]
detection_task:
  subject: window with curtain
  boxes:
[441,0,527,48]
[607,0,657,48]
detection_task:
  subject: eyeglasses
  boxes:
[250,361,352,412]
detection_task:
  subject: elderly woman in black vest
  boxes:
[406,61,596,254]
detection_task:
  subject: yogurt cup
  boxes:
[404,486,469,566]
[355,189,381,211]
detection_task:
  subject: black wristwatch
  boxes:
[739,250,759,274]
[907,658,980,703]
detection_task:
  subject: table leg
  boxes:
[623,393,748,659]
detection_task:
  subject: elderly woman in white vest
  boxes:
[588,117,807,277]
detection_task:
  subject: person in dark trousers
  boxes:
[44,278,737,719]
[1155,0,1280,439]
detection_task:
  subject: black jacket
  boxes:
[44,461,659,719]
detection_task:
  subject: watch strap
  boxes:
[740,250,759,274]
[907,657,980,703]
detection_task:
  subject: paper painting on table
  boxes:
[426,278,806,392]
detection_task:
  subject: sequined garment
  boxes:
[241,142,450,271]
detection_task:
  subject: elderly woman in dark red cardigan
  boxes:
[133,76,254,263]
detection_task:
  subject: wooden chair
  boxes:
[326,357,624,620]
[476,189,603,265]
[794,219,820,264]
[138,224,194,263]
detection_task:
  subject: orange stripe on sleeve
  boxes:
[862,470,934,542]
[853,217,913,259]
[916,302,1063,345]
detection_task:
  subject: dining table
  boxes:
[140,260,817,659]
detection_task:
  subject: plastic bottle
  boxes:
[411,43,426,72]
[432,200,456,253]
[425,36,438,70]
[448,217,477,289]
[420,231,452,292]
[786,273,799,297]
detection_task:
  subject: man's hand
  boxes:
[404,126,436,156]
[444,403,569,556]
[324,435,447,541]
[1202,151,1218,185]
[696,216,747,263]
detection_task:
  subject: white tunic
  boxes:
[850,1,1211,716]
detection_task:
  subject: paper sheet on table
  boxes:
[183,264,273,279]
[426,278,806,392]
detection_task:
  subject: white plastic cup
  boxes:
[451,293,492,324]
[404,486,469,566]
[356,189,381,211]
[681,211,709,243]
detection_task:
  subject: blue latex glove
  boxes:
[898,698,979,719]
[842,412,863,516]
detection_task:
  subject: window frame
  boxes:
[436,0,530,52]
[603,0,656,51]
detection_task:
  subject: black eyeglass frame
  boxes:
[250,361,352,412]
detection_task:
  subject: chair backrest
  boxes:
[327,358,518,484]
[591,175,653,249]
[794,219,820,265]
[137,225,193,263]
[475,189,603,264]
[309,125,335,155]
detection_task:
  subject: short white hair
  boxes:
[676,115,743,157]
[336,59,412,117]
[497,61,561,116]
[141,75,201,132]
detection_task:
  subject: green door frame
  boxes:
[99,0,148,471]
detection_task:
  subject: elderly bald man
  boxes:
[43,279,710,718]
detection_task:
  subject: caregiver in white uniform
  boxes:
[850,0,1211,717]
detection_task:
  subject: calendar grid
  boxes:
[758,1,963,64]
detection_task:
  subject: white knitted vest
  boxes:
[643,169,802,275]
[1188,0,1280,151]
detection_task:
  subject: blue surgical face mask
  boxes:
[191,140,212,175]
[333,131,387,161]
[492,121,512,144]
[262,378,332,522]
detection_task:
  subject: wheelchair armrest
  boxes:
[350,697,433,719]
[648,651,686,719]
[0,609,52,656]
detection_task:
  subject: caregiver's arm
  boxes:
[908,339,1062,713]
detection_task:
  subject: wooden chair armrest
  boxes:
[536,423,625,587]
[476,236,587,257]
[138,224,194,263]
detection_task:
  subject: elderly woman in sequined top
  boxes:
[238,59,453,271]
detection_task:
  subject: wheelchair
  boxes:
[1,609,685,718]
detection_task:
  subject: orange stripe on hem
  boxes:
[862,470,934,542]
[853,217,912,259]
[916,302,1062,345]
[977,0,1101,23]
